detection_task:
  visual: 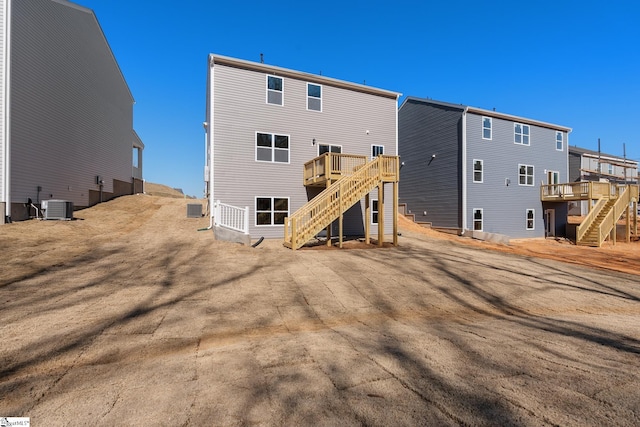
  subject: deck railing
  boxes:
[213,200,249,234]
[286,155,399,250]
[540,181,614,201]
[303,153,368,186]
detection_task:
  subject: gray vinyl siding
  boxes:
[398,99,462,228]
[465,113,568,238]
[9,0,134,206]
[568,151,582,182]
[211,62,397,239]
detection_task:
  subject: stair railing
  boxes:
[576,197,608,244]
[596,185,631,246]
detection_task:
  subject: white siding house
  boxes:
[205,54,400,244]
[1,0,143,223]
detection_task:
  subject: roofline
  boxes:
[569,146,638,165]
[210,54,401,100]
[401,96,572,133]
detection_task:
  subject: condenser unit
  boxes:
[187,204,203,218]
[43,200,74,220]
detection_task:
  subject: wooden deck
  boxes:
[303,153,399,187]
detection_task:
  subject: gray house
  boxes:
[398,97,572,239]
[568,146,638,216]
[1,0,143,223]
[204,54,401,248]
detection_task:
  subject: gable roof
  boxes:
[210,54,401,100]
[401,96,572,133]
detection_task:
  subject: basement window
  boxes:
[526,209,535,230]
[256,197,289,226]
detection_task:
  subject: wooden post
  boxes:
[626,204,631,243]
[365,193,370,245]
[326,179,332,246]
[291,217,297,251]
[339,180,343,249]
[378,183,384,247]
[393,181,398,246]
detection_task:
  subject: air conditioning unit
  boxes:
[43,200,74,220]
[187,203,203,218]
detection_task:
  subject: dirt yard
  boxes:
[1,191,639,426]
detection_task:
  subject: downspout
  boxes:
[208,55,215,230]
[461,107,468,233]
[3,0,12,221]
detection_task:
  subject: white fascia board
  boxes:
[466,106,572,133]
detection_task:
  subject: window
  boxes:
[473,159,483,183]
[318,144,341,155]
[372,199,379,224]
[482,117,492,140]
[473,208,483,231]
[518,164,534,186]
[256,132,289,163]
[526,209,535,230]
[307,83,321,111]
[556,131,563,151]
[267,75,283,105]
[256,197,289,226]
[514,123,530,145]
[608,163,614,175]
[372,145,384,158]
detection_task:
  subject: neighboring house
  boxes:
[1,0,143,223]
[204,54,400,247]
[568,146,638,215]
[398,97,572,240]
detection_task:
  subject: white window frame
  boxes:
[255,132,290,164]
[371,199,379,224]
[473,208,483,231]
[482,117,492,140]
[371,145,384,159]
[318,144,342,156]
[514,123,530,146]
[518,163,534,186]
[307,83,322,112]
[266,75,284,106]
[526,209,535,230]
[255,196,289,226]
[608,163,614,175]
[555,131,563,151]
[473,159,483,183]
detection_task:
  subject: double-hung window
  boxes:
[256,132,289,163]
[526,209,535,230]
[556,131,563,151]
[371,199,379,224]
[482,117,492,140]
[267,75,283,105]
[473,159,483,183]
[473,208,483,231]
[318,144,341,155]
[307,83,322,111]
[256,197,289,226]
[514,123,530,145]
[518,164,534,186]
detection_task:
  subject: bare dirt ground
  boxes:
[1,191,639,426]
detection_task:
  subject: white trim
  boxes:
[482,116,492,140]
[518,163,535,186]
[266,74,284,106]
[3,0,12,217]
[371,198,379,225]
[306,82,322,112]
[208,56,215,227]
[473,159,483,183]
[255,131,290,164]
[255,196,290,227]
[371,144,384,159]
[317,143,342,156]
[526,208,535,230]
[514,123,530,146]
[472,208,483,232]
[555,131,563,151]
[462,109,468,231]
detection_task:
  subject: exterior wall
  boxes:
[0,0,6,204]
[398,99,464,229]
[568,151,582,182]
[210,59,398,239]
[465,112,568,238]
[9,0,135,210]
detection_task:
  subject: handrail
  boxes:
[540,181,615,200]
[214,200,249,234]
[596,185,631,246]
[286,155,398,250]
[576,197,607,243]
[303,153,368,185]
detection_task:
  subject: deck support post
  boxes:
[378,183,384,247]
[393,181,398,246]
[326,179,332,246]
[365,193,370,245]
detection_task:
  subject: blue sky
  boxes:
[80,0,639,197]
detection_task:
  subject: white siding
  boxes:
[211,60,398,239]
[9,0,134,207]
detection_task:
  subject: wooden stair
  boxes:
[576,185,635,247]
[284,155,398,250]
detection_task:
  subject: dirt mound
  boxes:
[144,182,190,198]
